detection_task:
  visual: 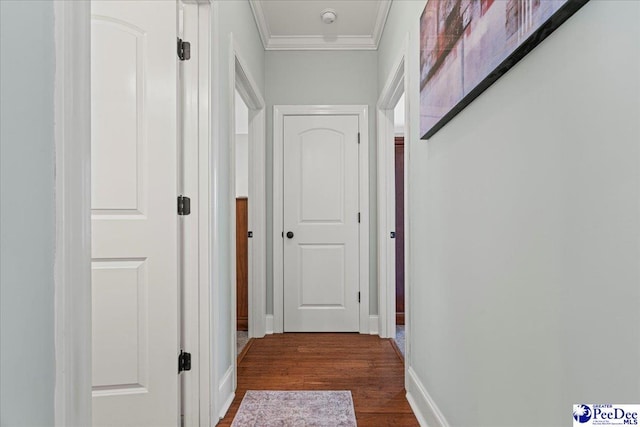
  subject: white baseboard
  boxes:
[217,366,234,420]
[266,314,274,334]
[369,315,379,335]
[406,366,449,427]
[268,314,375,334]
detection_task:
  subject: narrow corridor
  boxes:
[219,333,418,426]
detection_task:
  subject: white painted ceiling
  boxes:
[249,0,392,50]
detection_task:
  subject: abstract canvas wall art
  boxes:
[420,0,589,139]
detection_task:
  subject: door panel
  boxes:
[299,129,345,222]
[299,245,345,306]
[283,115,359,332]
[91,2,178,426]
[92,259,148,390]
[91,16,145,214]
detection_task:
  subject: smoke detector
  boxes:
[321,9,337,24]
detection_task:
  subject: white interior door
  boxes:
[91,2,179,426]
[283,115,360,332]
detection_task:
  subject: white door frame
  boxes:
[53,1,214,425]
[228,36,267,342]
[53,1,92,425]
[273,105,370,334]
[182,1,213,426]
[227,35,267,400]
[376,37,411,345]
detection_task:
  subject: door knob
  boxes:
[286,231,294,239]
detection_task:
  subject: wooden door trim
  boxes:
[394,138,405,326]
[273,105,370,334]
[236,197,249,331]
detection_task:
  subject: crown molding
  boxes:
[265,35,378,51]
[248,0,270,49]
[249,0,392,51]
[372,0,392,47]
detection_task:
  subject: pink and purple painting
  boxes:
[420,0,588,139]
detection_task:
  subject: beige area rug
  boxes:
[231,391,357,427]
[395,325,405,358]
[237,331,249,356]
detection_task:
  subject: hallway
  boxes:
[219,334,418,426]
[2,1,639,425]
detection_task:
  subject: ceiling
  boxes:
[249,0,392,51]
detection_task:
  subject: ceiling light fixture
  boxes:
[321,8,337,24]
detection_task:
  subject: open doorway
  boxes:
[235,89,250,356]
[393,94,406,358]
[227,43,267,401]
[377,45,410,368]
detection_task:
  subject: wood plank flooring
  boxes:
[218,333,419,426]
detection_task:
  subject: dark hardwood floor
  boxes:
[217,333,419,426]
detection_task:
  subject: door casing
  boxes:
[273,105,370,334]
[225,35,267,418]
[54,2,92,425]
[229,37,267,342]
[181,1,214,426]
[376,35,412,390]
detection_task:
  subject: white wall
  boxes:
[379,1,640,426]
[265,50,379,315]
[212,0,265,408]
[394,93,405,136]
[0,1,56,425]
[235,88,249,135]
[236,134,249,198]
[236,90,249,198]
